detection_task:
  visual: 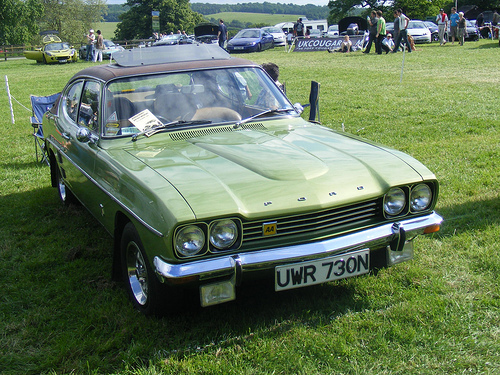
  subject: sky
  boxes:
[107,0,329,5]
[190,0,329,4]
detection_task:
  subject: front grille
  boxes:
[241,199,382,248]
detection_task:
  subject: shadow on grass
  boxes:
[476,41,499,48]
[0,185,395,373]
[435,195,500,236]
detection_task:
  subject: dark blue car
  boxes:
[227,28,274,53]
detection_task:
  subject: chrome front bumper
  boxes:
[154,212,443,284]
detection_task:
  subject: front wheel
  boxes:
[121,222,164,315]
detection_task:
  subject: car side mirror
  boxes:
[293,103,304,114]
[76,127,98,144]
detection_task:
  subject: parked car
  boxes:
[407,20,432,43]
[465,19,480,41]
[423,21,444,42]
[261,26,287,46]
[327,24,339,37]
[24,33,77,64]
[194,22,219,44]
[78,39,125,60]
[227,28,274,52]
[306,28,324,38]
[41,44,442,315]
[153,34,194,46]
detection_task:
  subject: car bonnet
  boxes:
[121,120,435,219]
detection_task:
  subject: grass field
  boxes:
[91,22,119,40]
[205,12,305,25]
[1,39,499,374]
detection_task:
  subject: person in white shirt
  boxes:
[340,35,352,52]
[436,9,449,45]
[391,9,411,53]
[381,33,395,53]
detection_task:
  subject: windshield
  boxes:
[103,67,293,138]
[408,21,426,29]
[45,43,70,51]
[263,27,281,33]
[163,34,181,40]
[235,30,261,39]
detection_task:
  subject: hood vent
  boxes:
[169,122,267,141]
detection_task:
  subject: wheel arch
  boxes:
[48,148,58,188]
[112,211,131,281]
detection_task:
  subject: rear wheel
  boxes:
[55,165,76,205]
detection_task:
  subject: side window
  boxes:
[77,81,101,132]
[63,81,84,123]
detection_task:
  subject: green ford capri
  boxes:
[42,44,442,315]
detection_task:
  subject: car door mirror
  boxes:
[76,127,98,144]
[293,103,304,114]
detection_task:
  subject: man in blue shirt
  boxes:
[449,7,459,44]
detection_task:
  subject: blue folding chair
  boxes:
[30,92,60,165]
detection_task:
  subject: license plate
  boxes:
[234,46,244,50]
[59,60,67,63]
[275,249,370,291]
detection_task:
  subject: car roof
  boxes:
[69,44,257,82]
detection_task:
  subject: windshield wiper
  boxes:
[233,108,294,129]
[132,119,212,141]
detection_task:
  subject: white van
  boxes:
[275,19,329,35]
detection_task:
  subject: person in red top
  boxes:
[436,9,449,45]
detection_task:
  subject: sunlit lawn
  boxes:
[0,39,499,374]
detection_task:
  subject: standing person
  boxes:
[363,10,379,54]
[392,9,411,53]
[93,30,104,62]
[476,12,484,28]
[457,12,467,46]
[449,7,459,44]
[86,29,95,61]
[376,10,386,54]
[436,9,449,45]
[393,10,400,51]
[218,19,228,49]
[294,18,305,37]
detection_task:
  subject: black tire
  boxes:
[121,222,164,315]
[257,43,262,52]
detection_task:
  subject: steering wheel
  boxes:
[191,107,242,122]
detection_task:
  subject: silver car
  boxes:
[407,20,432,43]
[261,26,287,46]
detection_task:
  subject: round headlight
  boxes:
[210,219,238,250]
[410,184,432,211]
[175,225,205,257]
[384,187,406,216]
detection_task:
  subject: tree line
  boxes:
[189,2,329,21]
[2,0,499,46]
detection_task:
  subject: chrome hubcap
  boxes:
[58,178,67,202]
[126,242,148,306]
